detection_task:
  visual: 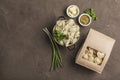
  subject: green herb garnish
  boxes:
[43,28,63,71]
[84,8,97,21]
[54,29,67,41]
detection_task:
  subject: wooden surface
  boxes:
[0,0,120,80]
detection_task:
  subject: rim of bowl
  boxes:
[52,21,80,47]
[66,5,80,18]
[78,13,92,27]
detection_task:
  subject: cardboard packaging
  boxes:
[75,28,116,73]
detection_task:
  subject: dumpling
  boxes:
[75,25,80,31]
[62,29,68,35]
[59,41,64,45]
[72,38,78,44]
[88,52,93,57]
[63,39,70,47]
[97,52,105,59]
[67,19,75,26]
[56,20,66,28]
[69,27,77,33]
[88,56,94,62]
[75,30,80,38]
[83,53,89,60]
[56,20,63,27]
[89,48,93,54]
[94,57,102,65]
[68,32,75,40]
[85,49,89,54]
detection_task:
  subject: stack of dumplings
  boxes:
[83,47,105,65]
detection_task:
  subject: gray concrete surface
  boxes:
[0,0,120,80]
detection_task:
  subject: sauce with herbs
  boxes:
[80,15,90,25]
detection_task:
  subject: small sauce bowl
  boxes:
[66,5,80,18]
[78,13,92,27]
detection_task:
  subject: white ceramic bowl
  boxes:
[78,13,92,27]
[66,5,80,18]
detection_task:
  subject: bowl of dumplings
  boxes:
[53,17,80,47]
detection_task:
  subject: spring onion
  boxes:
[43,28,63,71]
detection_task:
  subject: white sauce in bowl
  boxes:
[66,5,80,18]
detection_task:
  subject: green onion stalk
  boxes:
[43,28,63,71]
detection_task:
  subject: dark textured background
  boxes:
[0,0,120,80]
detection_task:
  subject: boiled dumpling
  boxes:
[83,53,89,60]
[69,32,75,39]
[89,48,93,54]
[63,25,69,31]
[94,57,102,65]
[67,19,75,26]
[72,38,78,44]
[62,29,68,35]
[88,52,93,57]
[75,25,80,31]
[75,31,80,38]
[88,56,94,62]
[59,41,64,45]
[85,49,89,54]
[63,39,70,47]
[97,52,105,59]
[69,27,77,33]
[56,20,63,27]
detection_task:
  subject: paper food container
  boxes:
[75,28,116,74]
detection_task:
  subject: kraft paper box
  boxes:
[75,28,116,73]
